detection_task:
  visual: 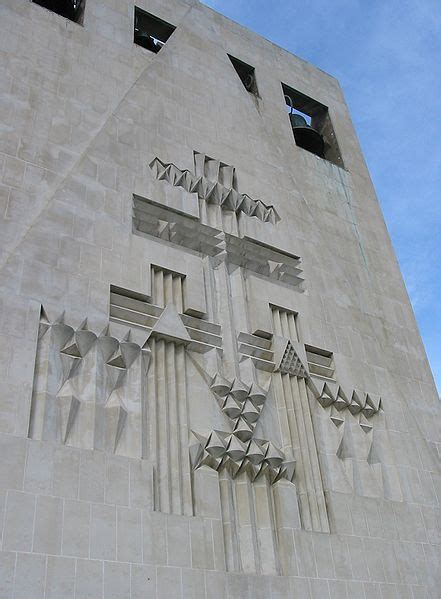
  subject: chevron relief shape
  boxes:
[149,155,279,223]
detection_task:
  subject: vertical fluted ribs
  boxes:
[219,470,241,572]
[150,271,192,515]
[297,376,329,532]
[177,344,193,516]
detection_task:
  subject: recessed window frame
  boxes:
[134,7,176,54]
[282,82,344,168]
[31,0,86,25]
[228,54,259,97]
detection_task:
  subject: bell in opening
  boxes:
[285,96,325,158]
[33,0,84,22]
[133,29,164,53]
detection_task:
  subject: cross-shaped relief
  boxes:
[28,150,385,577]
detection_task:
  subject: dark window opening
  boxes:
[134,7,175,53]
[282,83,343,167]
[32,0,85,24]
[228,55,258,96]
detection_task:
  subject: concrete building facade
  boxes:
[0,0,439,597]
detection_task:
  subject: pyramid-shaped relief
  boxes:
[150,153,279,223]
[190,373,295,484]
[29,310,150,458]
[307,377,383,429]
[275,340,308,377]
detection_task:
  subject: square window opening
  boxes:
[228,55,259,96]
[32,0,85,24]
[282,83,343,168]
[134,7,176,53]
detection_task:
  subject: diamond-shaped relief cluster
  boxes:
[191,373,295,484]
[191,430,295,483]
[310,380,382,432]
[210,373,267,441]
[278,341,308,377]
[150,157,279,223]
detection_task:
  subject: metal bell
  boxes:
[33,0,84,21]
[285,96,325,158]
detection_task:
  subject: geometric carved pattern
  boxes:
[190,373,295,484]
[308,378,382,429]
[29,309,150,457]
[133,195,304,288]
[109,286,223,354]
[275,340,308,377]
[237,331,275,371]
[150,154,279,223]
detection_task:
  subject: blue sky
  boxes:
[203,0,441,393]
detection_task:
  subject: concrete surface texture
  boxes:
[0,0,439,597]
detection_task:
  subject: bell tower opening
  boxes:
[228,55,259,96]
[282,83,344,168]
[31,0,85,24]
[134,7,176,53]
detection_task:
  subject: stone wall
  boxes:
[0,0,439,597]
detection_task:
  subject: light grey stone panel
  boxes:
[363,537,387,582]
[394,585,413,599]
[346,581,367,599]
[90,503,116,561]
[166,514,191,568]
[157,566,182,599]
[75,559,103,599]
[363,582,382,599]
[247,575,270,599]
[310,578,331,599]
[142,510,167,565]
[52,446,80,499]
[130,460,154,510]
[14,553,46,599]
[330,535,352,580]
[104,561,131,599]
[45,556,75,599]
[328,580,348,599]
[0,489,5,546]
[3,490,35,551]
[116,506,142,563]
[270,577,291,599]
[378,583,398,599]
[131,564,157,599]
[346,535,367,580]
[79,450,105,503]
[182,568,205,599]
[105,456,130,506]
[0,551,15,599]
[277,528,298,576]
[313,532,335,579]
[205,571,226,599]
[62,499,90,558]
[0,434,26,491]
[293,530,317,578]
[33,495,63,554]
[290,577,312,598]
[226,573,251,599]
[211,519,227,572]
[190,517,214,570]
[24,440,54,495]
